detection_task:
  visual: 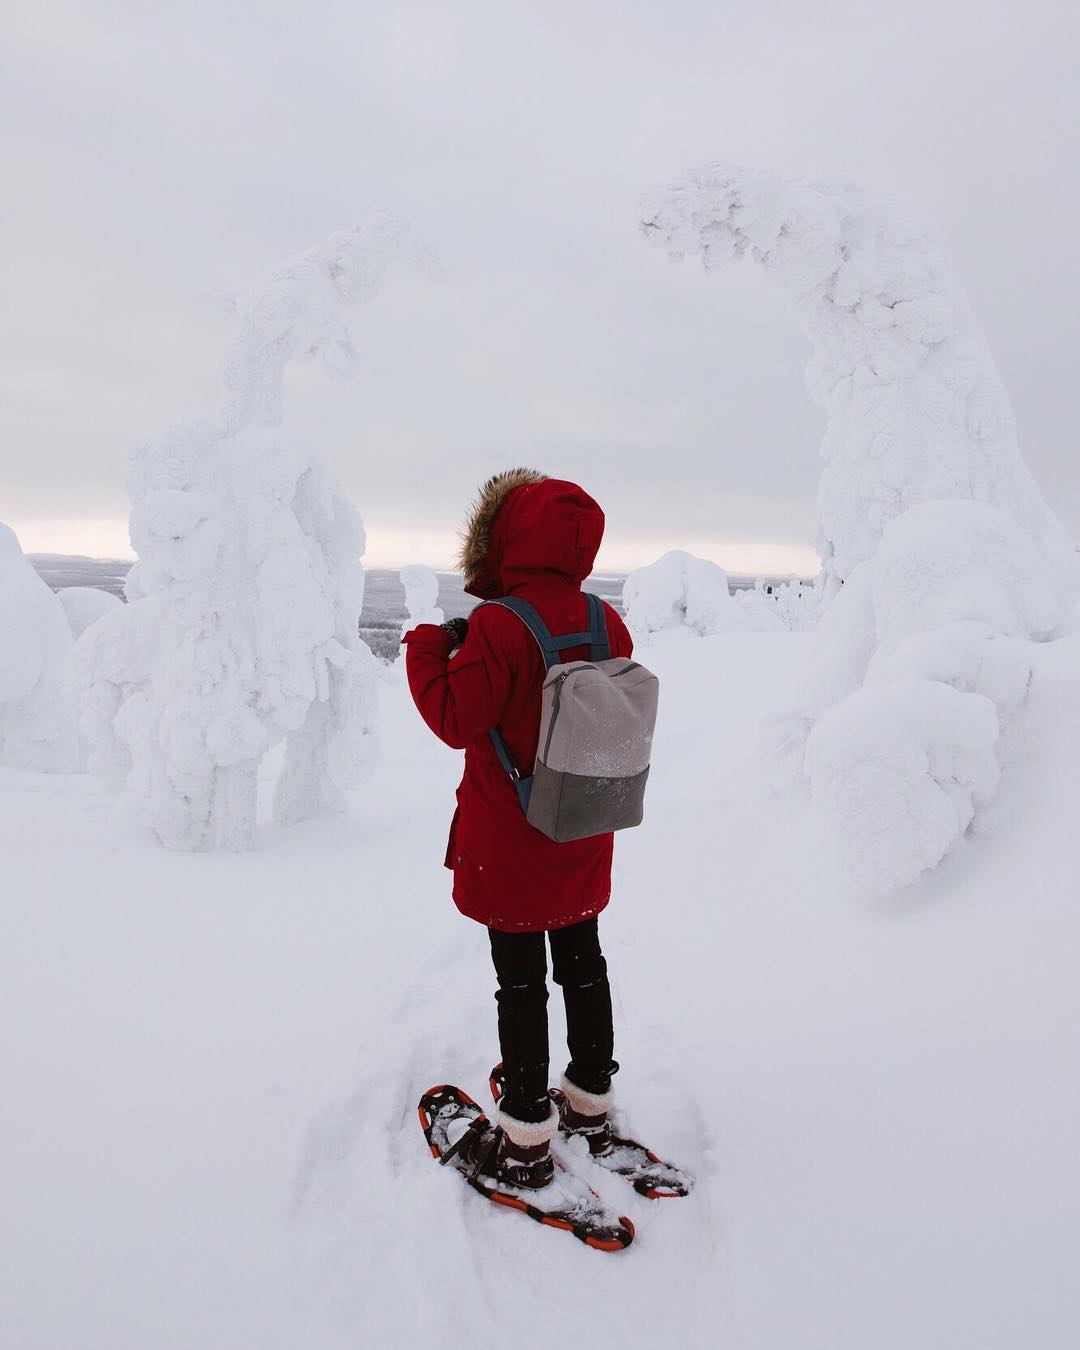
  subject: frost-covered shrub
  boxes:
[639,163,1080,607]
[0,523,79,772]
[400,564,444,629]
[70,213,441,850]
[766,578,818,633]
[58,587,122,640]
[623,550,733,640]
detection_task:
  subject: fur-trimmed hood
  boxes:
[458,470,606,599]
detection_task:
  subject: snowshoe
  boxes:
[488,1063,693,1200]
[418,1084,635,1252]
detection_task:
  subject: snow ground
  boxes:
[2,633,1078,1350]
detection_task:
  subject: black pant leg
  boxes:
[487,928,551,1124]
[548,917,616,1097]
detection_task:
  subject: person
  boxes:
[402,469,634,1191]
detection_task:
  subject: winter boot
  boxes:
[553,1074,616,1158]
[454,1099,558,1191]
[487,1061,692,1198]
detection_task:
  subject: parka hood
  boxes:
[458,469,605,599]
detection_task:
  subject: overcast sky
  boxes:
[3,0,1078,573]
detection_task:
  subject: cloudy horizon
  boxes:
[4,1,1078,576]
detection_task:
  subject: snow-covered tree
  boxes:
[0,523,79,772]
[641,163,1080,890]
[400,564,444,629]
[624,550,813,639]
[639,163,1079,605]
[70,212,442,850]
[623,550,733,640]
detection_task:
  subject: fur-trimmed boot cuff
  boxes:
[559,1074,615,1120]
[494,1099,560,1149]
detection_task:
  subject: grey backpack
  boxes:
[481,593,658,842]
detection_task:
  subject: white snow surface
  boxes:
[0,522,79,772]
[3,632,1078,1350]
[640,162,1080,605]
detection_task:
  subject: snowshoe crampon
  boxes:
[418,1084,634,1252]
[488,1063,693,1200]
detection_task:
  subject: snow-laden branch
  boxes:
[217,210,447,433]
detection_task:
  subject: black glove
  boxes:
[440,617,469,647]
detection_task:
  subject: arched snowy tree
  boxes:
[641,163,1080,890]
[639,163,1078,603]
[71,213,443,850]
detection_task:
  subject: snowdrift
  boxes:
[4,629,1078,1350]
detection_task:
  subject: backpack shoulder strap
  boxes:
[475,594,607,814]
[474,597,549,810]
[585,593,611,663]
[477,597,561,671]
[478,593,611,669]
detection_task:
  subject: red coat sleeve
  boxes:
[401,609,520,750]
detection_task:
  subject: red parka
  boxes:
[403,473,633,933]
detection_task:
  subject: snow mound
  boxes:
[69,216,441,850]
[623,550,732,640]
[399,564,444,628]
[802,499,1077,889]
[624,551,818,642]
[57,586,123,640]
[871,499,1065,647]
[806,678,1000,891]
[0,522,79,772]
[639,162,1079,607]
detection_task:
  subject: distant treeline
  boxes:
[28,555,786,663]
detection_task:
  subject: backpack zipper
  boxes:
[542,671,572,765]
